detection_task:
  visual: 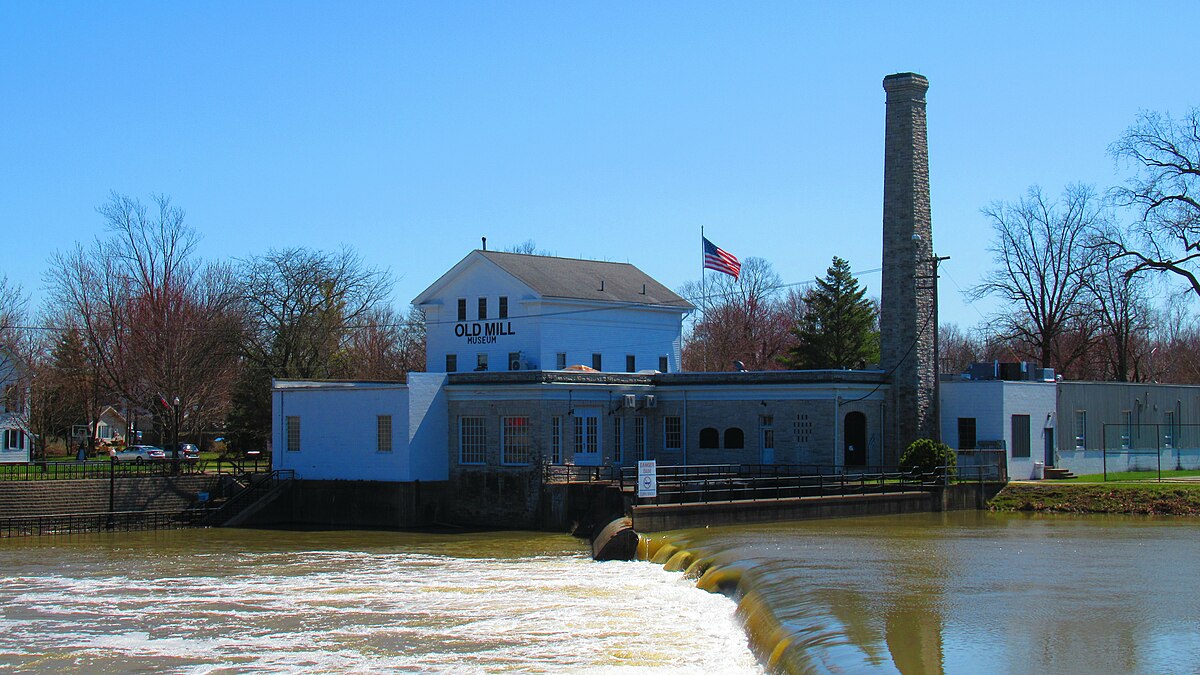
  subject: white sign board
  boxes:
[637,460,657,498]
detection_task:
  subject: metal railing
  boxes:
[0,458,272,481]
[633,465,932,506]
[197,469,295,526]
[543,464,622,483]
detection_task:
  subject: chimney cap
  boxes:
[883,72,929,93]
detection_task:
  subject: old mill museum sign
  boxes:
[455,321,517,345]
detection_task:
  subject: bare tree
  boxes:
[1147,295,1200,383]
[680,257,802,371]
[1107,108,1200,297]
[236,246,394,379]
[227,246,394,449]
[0,275,27,353]
[337,305,426,380]
[504,240,554,256]
[938,323,984,376]
[0,275,29,384]
[1082,250,1154,381]
[971,185,1103,374]
[45,194,242,447]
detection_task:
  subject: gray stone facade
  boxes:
[880,72,937,460]
[443,371,889,476]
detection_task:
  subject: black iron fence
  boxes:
[543,461,996,505]
[0,509,206,538]
[627,465,935,505]
[0,458,272,482]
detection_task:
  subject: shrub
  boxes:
[899,438,956,479]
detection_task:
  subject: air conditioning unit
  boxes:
[643,395,657,408]
[622,394,636,408]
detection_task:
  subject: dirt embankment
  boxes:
[990,483,1200,515]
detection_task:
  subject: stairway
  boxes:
[1043,467,1077,480]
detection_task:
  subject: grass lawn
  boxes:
[990,481,1200,515]
[1053,469,1200,483]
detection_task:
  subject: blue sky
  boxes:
[2,2,1197,330]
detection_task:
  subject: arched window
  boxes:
[699,427,720,449]
[724,427,745,449]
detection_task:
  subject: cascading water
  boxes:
[638,510,1200,674]
[0,529,760,673]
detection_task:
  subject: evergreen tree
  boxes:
[783,257,879,369]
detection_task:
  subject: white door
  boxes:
[572,409,602,466]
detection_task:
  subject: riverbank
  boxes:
[989,481,1200,515]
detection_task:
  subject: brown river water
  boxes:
[0,512,1196,673]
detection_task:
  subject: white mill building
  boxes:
[273,248,892,487]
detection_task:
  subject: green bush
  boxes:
[899,438,956,478]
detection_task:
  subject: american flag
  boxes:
[703,236,741,279]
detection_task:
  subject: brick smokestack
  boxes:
[880,72,937,461]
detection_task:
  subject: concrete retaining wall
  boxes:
[243,479,451,529]
[632,483,1003,532]
[632,491,934,532]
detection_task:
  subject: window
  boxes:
[634,416,646,460]
[614,418,625,463]
[724,428,745,449]
[478,297,487,320]
[446,354,457,372]
[286,416,301,452]
[664,416,681,450]
[509,352,521,371]
[377,415,393,453]
[459,417,486,464]
[1164,411,1176,448]
[476,353,488,371]
[551,416,563,464]
[762,416,775,453]
[659,356,669,373]
[502,416,531,464]
[574,416,598,456]
[699,427,719,448]
[499,296,508,319]
[626,355,636,372]
[1074,410,1086,450]
[957,417,976,450]
[1011,415,1030,458]
[556,352,566,370]
[3,430,25,450]
[592,353,602,371]
[457,298,467,322]
[1121,410,1132,449]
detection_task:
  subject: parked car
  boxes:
[161,443,201,461]
[114,445,167,463]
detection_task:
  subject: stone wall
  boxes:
[0,475,221,517]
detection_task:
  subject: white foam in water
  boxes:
[0,544,761,673]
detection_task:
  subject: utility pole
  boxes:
[916,252,950,443]
[172,396,181,475]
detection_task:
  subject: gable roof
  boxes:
[414,250,694,310]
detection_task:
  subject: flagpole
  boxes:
[700,226,707,372]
